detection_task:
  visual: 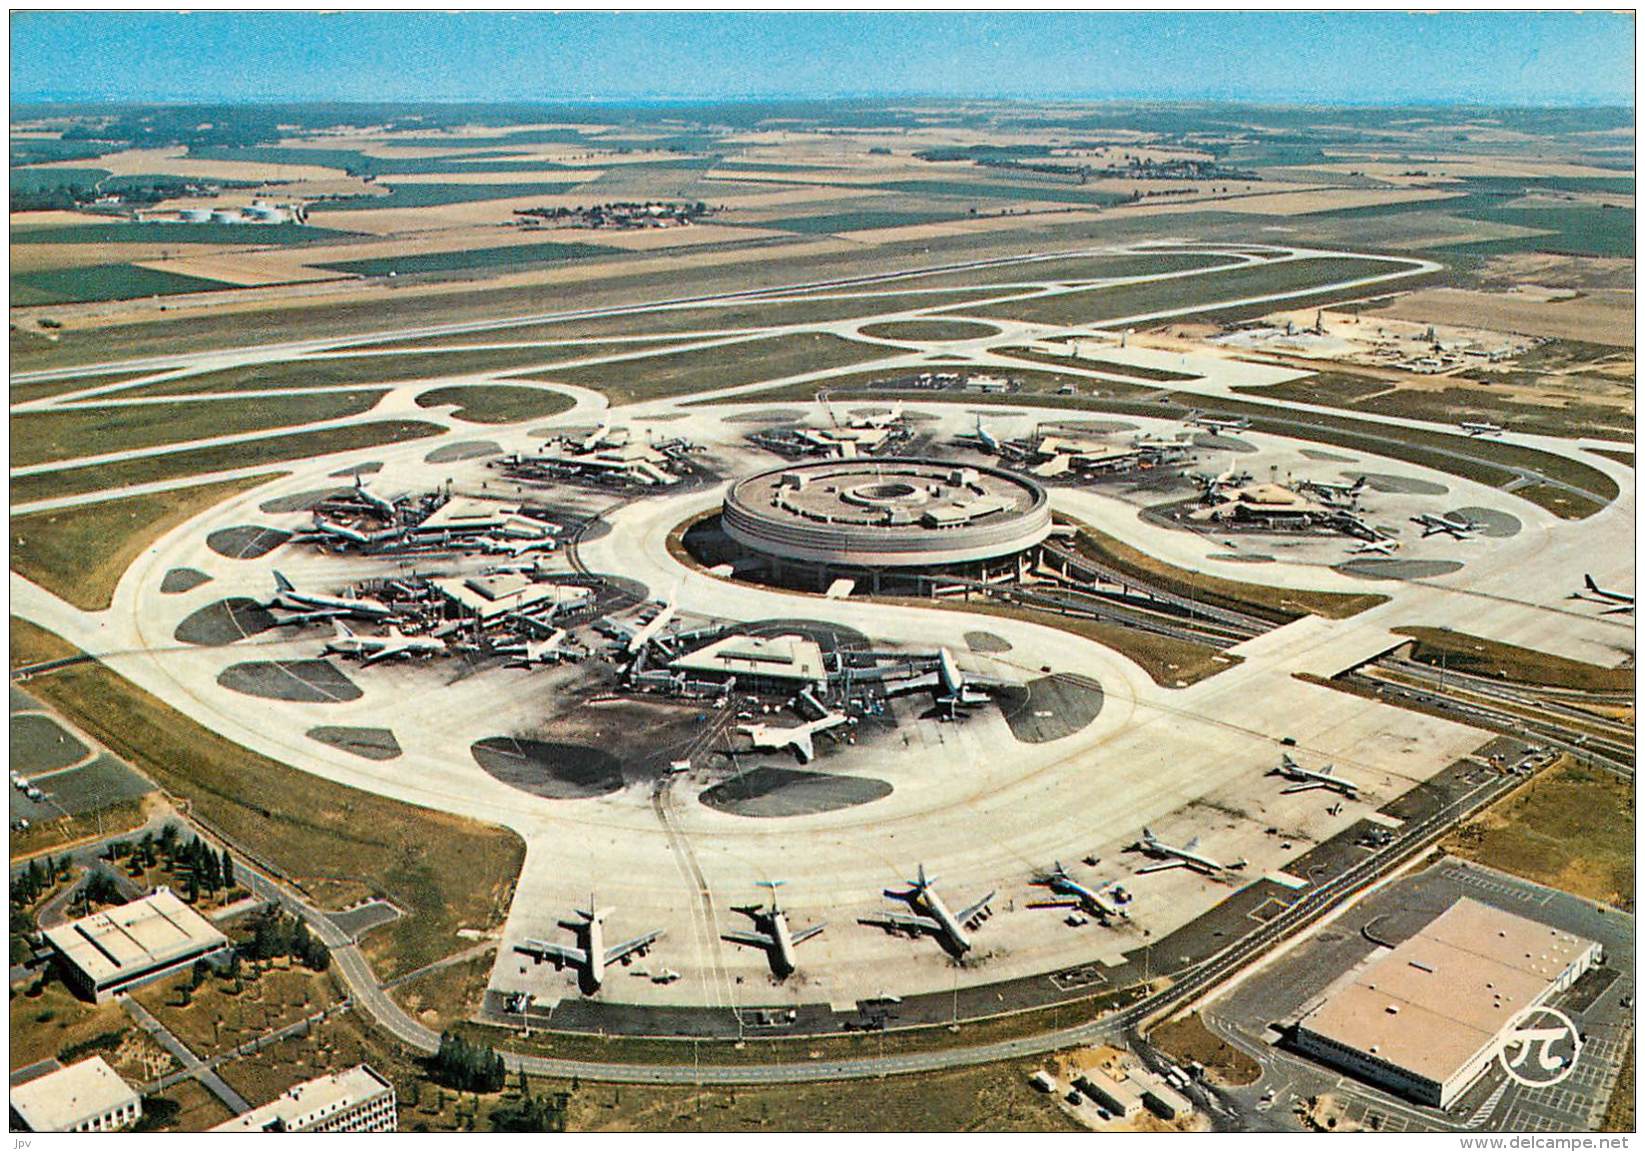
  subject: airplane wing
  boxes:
[721,929,773,949]
[957,891,996,925]
[363,643,407,665]
[792,924,825,945]
[517,940,587,966]
[273,608,349,626]
[860,911,942,935]
[1281,781,1325,794]
[1136,859,1188,875]
[604,929,662,966]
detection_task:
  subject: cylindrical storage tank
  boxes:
[244,205,283,223]
[179,208,212,224]
[210,208,243,224]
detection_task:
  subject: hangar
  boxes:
[44,887,230,1004]
[1292,899,1601,1107]
[721,457,1053,592]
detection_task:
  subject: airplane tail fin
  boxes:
[273,570,294,593]
[333,620,354,639]
[1585,574,1602,594]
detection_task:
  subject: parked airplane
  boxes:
[498,629,577,667]
[599,587,679,654]
[884,648,1003,717]
[472,533,557,558]
[268,571,394,622]
[1458,420,1505,437]
[1574,574,1635,614]
[1411,512,1479,540]
[738,710,851,764]
[1348,538,1400,555]
[324,621,446,664]
[347,475,400,519]
[860,865,994,955]
[1270,753,1360,798]
[721,881,824,978]
[1297,475,1366,499]
[1131,828,1248,877]
[514,899,663,993]
[1185,410,1252,435]
[304,515,405,548]
[1029,862,1131,923]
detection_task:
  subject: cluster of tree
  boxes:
[9,855,70,908]
[11,177,228,214]
[76,867,126,913]
[489,1091,569,1133]
[429,1031,506,1094]
[107,827,235,903]
[244,905,330,972]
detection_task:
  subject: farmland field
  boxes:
[12,221,357,246]
[11,262,231,305]
[314,239,620,278]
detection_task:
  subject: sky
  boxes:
[9,10,1636,106]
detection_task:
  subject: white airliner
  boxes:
[1411,512,1479,540]
[347,474,399,519]
[1458,420,1505,437]
[499,629,576,667]
[1348,538,1400,555]
[268,571,394,622]
[472,533,557,558]
[1575,574,1635,614]
[514,900,663,992]
[1186,411,1252,435]
[325,621,446,664]
[884,648,1001,717]
[1271,754,1360,797]
[860,865,995,955]
[738,710,852,764]
[599,587,679,654]
[1029,862,1131,923]
[1132,828,1248,877]
[721,881,824,978]
[971,415,1002,454]
[305,515,404,548]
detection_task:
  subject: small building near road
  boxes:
[44,886,230,1004]
[1073,1066,1144,1118]
[1292,898,1601,1108]
[10,1057,141,1132]
[213,1065,397,1133]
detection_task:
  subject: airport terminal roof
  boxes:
[670,633,828,683]
[10,1058,138,1133]
[42,888,228,990]
[418,497,518,531]
[1297,899,1597,1087]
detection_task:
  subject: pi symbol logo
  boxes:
[1498,1006,1582,1088]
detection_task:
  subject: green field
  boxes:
[10,166,112,193]
[11,474,282,610]
[956,256,1419,326]
[12,390,388,467]
[534,332,893,404]
[10,419,446,504]
[315,239,620,278]
[11,366,182,405]
[8,617,525,981]
[127,347,595,397]
[415,384,576,423]
[11,222,357,246]
[875,178,1129,207]
[758,210,962,234]
[12,262,232,306]
[310,180,586,212]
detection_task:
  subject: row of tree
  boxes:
[430,1031,507,1094]
[245,905,331,972]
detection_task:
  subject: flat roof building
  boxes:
[213,1065,396,1133]
[10,1057,141,1133]
[44,887,230,1004]
[1073,1066,1144,1118]
[670,633,829,691]
[1293,898,1599,1108]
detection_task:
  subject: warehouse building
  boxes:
[10,1057,141,1132]
[1292,899,1600,1108]
[214,1065,396,1133]
[44,887,230,1004]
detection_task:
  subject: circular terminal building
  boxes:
[721,457,1052,592]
